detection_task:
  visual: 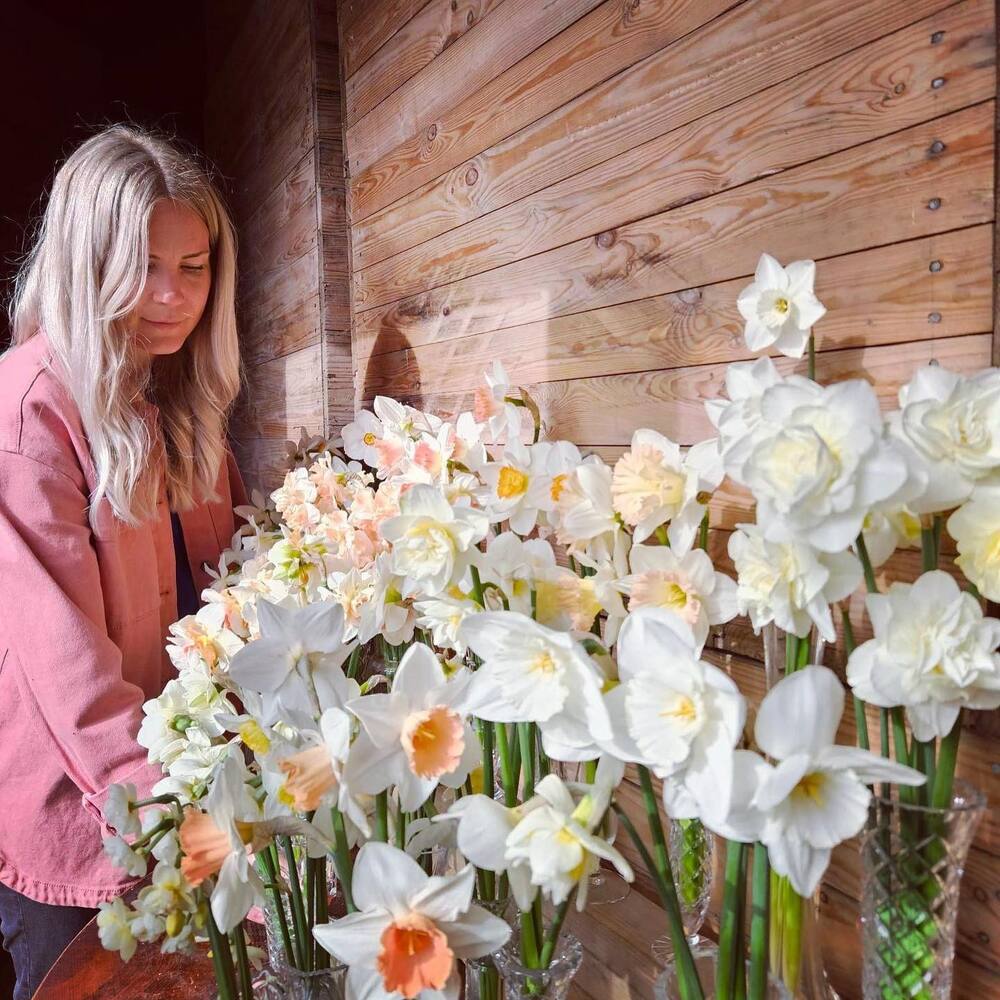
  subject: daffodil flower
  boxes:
[723,666,925,897]
[608,606,745,824]
[345,644,479,812]
[312,841,510,1000]
[227,598,356,727]
[460,611,612,754]
[736,252,826,358]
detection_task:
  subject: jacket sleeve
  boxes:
[0,449,163,833]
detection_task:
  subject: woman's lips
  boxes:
[143,318,186,327]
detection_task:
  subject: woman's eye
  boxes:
[182,265,207,273]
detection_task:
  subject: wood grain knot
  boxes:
[893,82,905,95]
[596,230,617,249]
[678,287,702,305]
[451,0,458,8]
[442,305,451,316]
[930,30,945,44]
[929,140,946,155]
[465,166,479,185]
[467,9,475,26]
[931,77,946,89]
[427,124,438,141]
[928,312,942,324]
[929,260,942,272]
[927,197,942,210]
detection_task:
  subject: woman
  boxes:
[0,126,248,998]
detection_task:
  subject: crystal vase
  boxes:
[653,942,789,999]
[492,934,583,999]
[260,837,342,973]
[253,962,348,1000]
[651,818,715,966]
[860,780,986,1000]
[768,876,839,999]
[463,897,514,1000]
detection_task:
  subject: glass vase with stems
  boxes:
[256,834,348,998]
[860,777,985,1000]
[651,818,715,967]
[759,624,839,1000]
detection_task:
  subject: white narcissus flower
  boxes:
[847,571,1000,741]
[610,607,745,824]
[740,378,910,552]
[312,842,510,1000]
[729,524,861,641]
[413,594,480,655]
[460,611,612,754]
[97,897,138,961]
[105,782,142,838]
[473,359,522,444]
[103,834,148,877]
[380,484,489,598]
[729,666,924,897]
[345,644,479,812]
[504,772,633,910]
[736,252,826,358]
[891,366,1000,513]
[948,484,1000,601]
[341,408,385,468]
[617,544,737,647]
[275,706,370,835]
[552,455,618,553]
[227,598,356,727]
[859,504,922,568]
[479,439,561,536]
[611,429,708,550]
[166,602,246,676]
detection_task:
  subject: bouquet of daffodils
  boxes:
[96,251,998,1000]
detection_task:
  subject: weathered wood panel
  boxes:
[206,0,349,496]
[340,0,431,80]
[346,0,603,175]
[355,101,994,356]
[358,226,993,399]
[355,0,994,300]
[345,0,506,129]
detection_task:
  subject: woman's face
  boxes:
[131,199,212,358]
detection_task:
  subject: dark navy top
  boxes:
[170,511,201,618]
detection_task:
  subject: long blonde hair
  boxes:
[7,125,243,530]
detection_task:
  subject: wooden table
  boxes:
[32,889,667,999]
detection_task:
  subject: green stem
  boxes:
[717,840,747,1000]
[807,331,816,381]
[538,896,572,968]
[748,844,770,1000]
[479,717,496,803]
[345,643,363,680]
[281,836,310,969]
[518,722,536,799]
[635,767,704,1000]
[855,532,879,594]
[495,722,517,807]
[890,707,915,807]
[375,791,389,842]
[841,607,870,751]
[314,855,330,970]
[256,849,295,968]
[230,923,253,1000]
[519,905,541,969]
[930,712,961,811]
[330,807,357,912]
[698,511,710,552]
[470,564,486,608]
[205,904,237,1000]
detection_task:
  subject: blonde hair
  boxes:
[7,125,243,531]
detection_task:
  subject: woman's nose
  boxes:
[150,273,184,306]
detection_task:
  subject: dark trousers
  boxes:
[0,882,96,1000]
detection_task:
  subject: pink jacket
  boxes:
[0,332,248,907]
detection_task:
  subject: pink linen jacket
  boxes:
[0,332,248,907]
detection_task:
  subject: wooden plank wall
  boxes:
[204,0,350,494]
[337,1,1000,996]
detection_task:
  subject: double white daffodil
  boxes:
[379,484,489,598]
[847,571,1000,741]
[460,611,612,754]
